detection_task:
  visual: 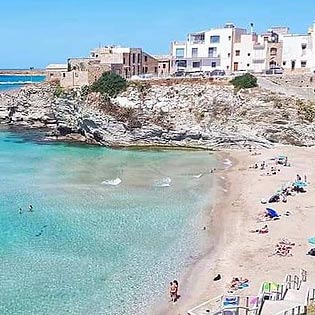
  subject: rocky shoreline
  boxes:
[1,80,315,149]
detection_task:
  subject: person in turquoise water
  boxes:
[29,204,33,212]
[19,207,22,214]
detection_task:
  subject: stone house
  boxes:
[154,55,171,77]
[89,46,158,78]
[46,64,68,81]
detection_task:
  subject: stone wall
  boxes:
[267,74,315,88]
[60,71,89,88]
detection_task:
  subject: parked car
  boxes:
[172,71,185,77]
[210,69,226,76]
[185,71,205,77]
[265,66,284,75]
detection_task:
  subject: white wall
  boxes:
[282,34,313,72]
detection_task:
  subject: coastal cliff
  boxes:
[1,79,315,149]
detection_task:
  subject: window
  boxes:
[192,61,200,68]
[132,53,136,63]
[270,48,277,56]
[207,49,213,59]
[144,55,148,62]
[247,53,251,56]
[192,48,198,58]
[154,67,158,73]
[301,61,307,67]
[138,54,141,63]
[123,57,126,64]
[210,35,220,43]
[175,48,185,58]
[247,64,250,67]
[163,64,166,69]
[95,54,99,58]
[208,47,217,58]
[211,62,216,68]
[228,53,231,57]
[301,43,307,50]
[144,66,148,73]
[283,61,286,66]
[176,60,187,67]
[62,73,66,78]
[228,36,232,41]
[235,50,240,56]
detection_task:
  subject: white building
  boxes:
[233,33,259,72]
[282,23,315,74]
[171,23,247,74]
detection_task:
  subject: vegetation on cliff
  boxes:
[231,73,258,90]
[90,72,127,97]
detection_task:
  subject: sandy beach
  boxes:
[158,145,315,315]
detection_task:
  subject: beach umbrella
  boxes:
[266,208,279,218]
[308,236,315,245]
[293,181,307,188]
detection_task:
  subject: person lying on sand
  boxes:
[269,240,295,257]
[229,277,249,290]
[250,225,269,234]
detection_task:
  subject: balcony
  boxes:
[254,44,265,50]
[191,40,205,44]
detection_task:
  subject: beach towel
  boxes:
[263,282,279,293]
[249,296,259,308]
[266,208,279,218]
[223,296,239,306]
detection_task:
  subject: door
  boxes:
[291,60,296,71]
[233,62,239,71]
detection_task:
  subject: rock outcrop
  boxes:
[1,80,315,149]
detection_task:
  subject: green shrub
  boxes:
[230,73,258,90]
[90,72,127,97]
[54,85,64,97]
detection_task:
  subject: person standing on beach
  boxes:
[173,280,179,302]
[169,281,177,302]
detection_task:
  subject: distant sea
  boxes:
[0,75,45,92]
[0,130,216,315]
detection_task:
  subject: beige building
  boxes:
[46,64,68,81]
[90,46,158,78]
[154,55,171,77]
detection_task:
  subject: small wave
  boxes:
[102,178,122,186]
[193,173,203,178]
[0,81,32,85]
[223,159,232,166]
[154,177,172,187]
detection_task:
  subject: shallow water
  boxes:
[0,131,215,315]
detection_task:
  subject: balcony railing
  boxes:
[191,40,205,44]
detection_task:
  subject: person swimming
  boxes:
[29,204,33,212]
[19,208,23,214]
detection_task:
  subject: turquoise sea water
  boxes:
[0,75,45,92]
[0,131,215,315]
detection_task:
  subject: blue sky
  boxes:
[1,0,315,69]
